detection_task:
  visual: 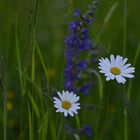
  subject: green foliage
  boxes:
[0,0,140,140]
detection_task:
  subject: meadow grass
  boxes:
[0,0,140,140]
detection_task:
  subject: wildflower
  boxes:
[53,91,80,117]
[98,55,135,84]
[64,1,98,95]
[80,125,93,137]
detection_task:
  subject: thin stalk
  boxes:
[0,57,7,140]
[75,115,81,130]
[56,119,64,140]
[123,85,128,140]
[15,15,25,139]
[123,0,128,140]
[31,38,35,82]
[87,69,103,140]
[28,104,33,140]
[35,41,49,86]
[68,0,74,15]
[87,69,103,99]
[49,108,56,140]
[125,44,140,140]
[127,44,140,99]
[123,0,127,56]
[60,53,65,89]
[28,1,39,139]
[124,108,128,140]
[97,2,119,40]
[4,97,7,140]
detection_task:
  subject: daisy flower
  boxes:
[98,55,135,84]
[53,91,81,117]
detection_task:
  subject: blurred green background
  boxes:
[0,0,140,139]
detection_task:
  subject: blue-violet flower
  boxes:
[64,1,98,95]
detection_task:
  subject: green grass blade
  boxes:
[28,91,40,119]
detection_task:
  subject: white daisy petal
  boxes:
[53,97,62,104]
[105,58,111,66]
[115,55,121,65]
[53,90,80,117]
[99,70,107,73]
[53,100,61,104]
[66,90,70,97]
[117,56,123,64]
[56,109,63,113]
[54,104,61,109]
[120,58,128,66]
[73,110,78,114]
[121,73,134,78]
[56,109,60,112]
[74,103,80,106]
[73,104,80,109]
[62,91,67,99]
[57,92,64,101]
[121,64,131,70]
[68,111,74,117]
[54,101,61,106]
[119,76,126,84]
[99,66,110,72]
[99,58,104,62]
[98,55,135,84]
[105,73,115,78]
[99,58,111,67]
[122,67,135,73]
[110,54,115,65]
[106,76,111,81]
[64,111,68,117]
[116,75,122,83]
[72,96,80,103]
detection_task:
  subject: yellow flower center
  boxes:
[62,101,72,110]
[110,67,121,75]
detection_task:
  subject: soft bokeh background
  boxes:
[0,0,140,139]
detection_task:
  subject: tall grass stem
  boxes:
[123,0,128,140]
[0,57,7,140]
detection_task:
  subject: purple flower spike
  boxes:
[64,1,98,95]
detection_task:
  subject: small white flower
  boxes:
[98,54,135,84]
[53,90,81,117]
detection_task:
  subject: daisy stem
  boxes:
[123,85,128,140]
[87,69,103,99]
[124,108,128,140]
[75,115,81,130]
[87,69,103,140]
